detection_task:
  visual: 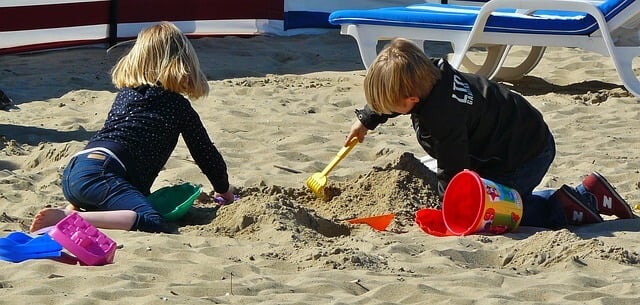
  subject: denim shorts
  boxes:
[62,149,171,232]
[491,133,566,229]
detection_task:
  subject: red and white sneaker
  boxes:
[555,185,604,225]
[582,172,635,219]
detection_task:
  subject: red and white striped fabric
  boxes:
[1,0,284,54]
[1,0,111,54]
[1,0,466,54]
[115,0,284,38]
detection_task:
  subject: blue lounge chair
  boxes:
[329,0,640,97]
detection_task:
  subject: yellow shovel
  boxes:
[306,137,358,198]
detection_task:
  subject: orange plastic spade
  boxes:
[346,213,395,231]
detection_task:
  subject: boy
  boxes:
[345,38,634,229]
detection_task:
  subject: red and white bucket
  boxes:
[442,170,523,235]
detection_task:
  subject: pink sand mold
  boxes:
[48,213,117,266]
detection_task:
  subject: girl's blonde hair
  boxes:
[364,38,442,114]
[111,21,209,99]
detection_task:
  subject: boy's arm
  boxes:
[354,104,397,130]
[431,126,470,197]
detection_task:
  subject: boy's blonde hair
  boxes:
[111,21,209,99]
[364,38,442,114]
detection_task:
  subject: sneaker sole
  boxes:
[591,171,635,218]
[560,185,604,224]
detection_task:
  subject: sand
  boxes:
[1,32,640,304]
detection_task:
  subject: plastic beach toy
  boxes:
[148,183,202,220]
[48,213,117,266]
[306,137,358,199]
[0,231,62,263]
[415,170,523,237]
[443,170,523,235]
[347,213,395,231]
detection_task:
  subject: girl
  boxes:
[30,21,235,233]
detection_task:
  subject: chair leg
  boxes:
[341,24,379,69]
[457,45,507,78]
[491,46,546,81]
[609,46,640,97]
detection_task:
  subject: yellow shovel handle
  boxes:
[320,137,358,176]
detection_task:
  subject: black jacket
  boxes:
[87,86,229,195]
[356,58,551,183]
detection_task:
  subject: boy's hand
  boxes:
[346,120,369,146]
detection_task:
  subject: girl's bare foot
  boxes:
[29,208,71,233]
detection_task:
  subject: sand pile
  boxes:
[174,153,440,271]
[183,152,439,236]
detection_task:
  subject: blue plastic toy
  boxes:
[0,231,62,263]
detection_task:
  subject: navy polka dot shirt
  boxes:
[86,85,229,195]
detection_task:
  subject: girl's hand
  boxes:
[345,120,369,146]
[214,190,236,205]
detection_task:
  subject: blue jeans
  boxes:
[61,150,171,233]
[490,133,567,229]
